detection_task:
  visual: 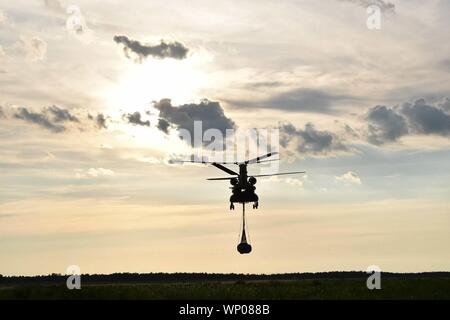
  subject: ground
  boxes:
[1,278,449,300]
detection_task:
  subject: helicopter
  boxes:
[178,152,305,254]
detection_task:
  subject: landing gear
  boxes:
[252,201,258,209]
[230,203,235,210]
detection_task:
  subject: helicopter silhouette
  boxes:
[178,152,305,254]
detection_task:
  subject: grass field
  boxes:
[1,278,449,300]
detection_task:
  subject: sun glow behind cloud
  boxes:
[100,47,217,154]
[105,49,213,113]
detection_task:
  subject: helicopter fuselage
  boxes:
[229,164,259,209]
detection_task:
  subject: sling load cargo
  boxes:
[237,203,252,254]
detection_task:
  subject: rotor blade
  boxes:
[171,159,238,165]
[251,171,305,178]
[212,162,238,176]
[208,170,305,180]
[253,158,280,164]
[245,152,279,164]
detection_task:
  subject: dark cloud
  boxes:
[88,113,108,129]
[14,107,66,133]
[113,35,189,62]
[401,99,450,135]
[0,106,4,118]
[229,88,355,114]
[14,106,79,132]
[280,122,348,156]
[46,105,79,123]
[157,118,170,133]
[154,99,235,139]
[366,105,408,145]
[337,0,395,13]
[7,106,108,132]
[267,89,335,112]
[366,98,450,144]
[97,114,108,129]
[245,81,284,88]
[124,112,150,127]
[6,105,113,132]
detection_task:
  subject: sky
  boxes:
[0,0,449,276]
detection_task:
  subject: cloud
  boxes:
[154,98,235,138]
[401,99,450,135]
[343,123,360,140]
[12,106,80,133]
[229,88,355,114]
[337,0,395,13]
[366,98,450,144]
[14,107,66,133]
[263,176,305,188]
[88,113,108,129]
[157,118,170,133]
[0,106,4,118]
[124,112,150,126]
[440,98,450,112]
[245,81,284,89]
[46,105,79,123]
[75,168,115,179]
[6,105,156,133]
[335,171,362,185]
[280,122,348,156]
[267,89,336,113]
[113,35,189,62]
[366,105,408,145]
[19,37,47,62]
[95,114,108,129]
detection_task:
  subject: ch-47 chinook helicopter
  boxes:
[178,152,305,254]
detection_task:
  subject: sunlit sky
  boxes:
[0,0,449,276]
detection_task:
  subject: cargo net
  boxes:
[237,203,252,254]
